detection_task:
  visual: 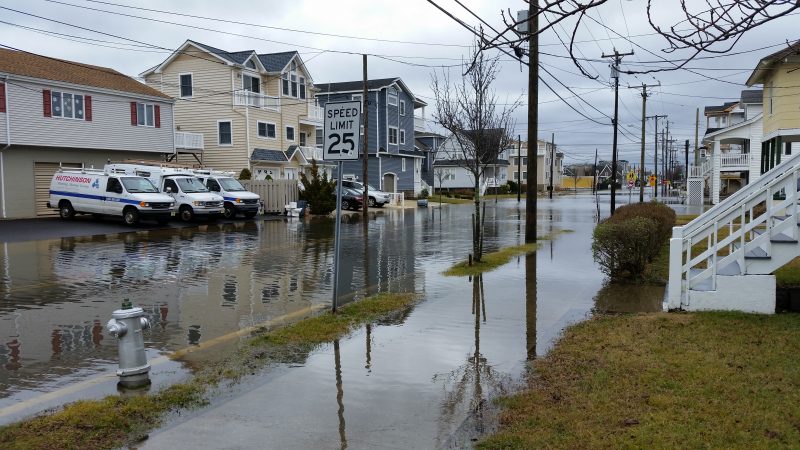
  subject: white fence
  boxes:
[242,179,299,213]
[306,104,324,122]
[175,131,204,150]
[720,153,750,168]
[233,90,280,112]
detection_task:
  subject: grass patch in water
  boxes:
[444,242,540,277]
[0,292,417,450]
[479,311,800,449]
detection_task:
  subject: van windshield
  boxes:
[121,177,158,193]
[218,177,246,192]
[176,177,209,193]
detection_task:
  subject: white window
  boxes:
[399,100,406,116]
[388,88,398,106]
[246,59,257,69]
[51,91,85,120]
[514,172,519,180]
[315,128,323,148]
[400,129,406,145]
[299,76,306,100]
[137,103,155,127]
[300,132,307,146]
[401,158,406,172]
[286,126,295,141]
[389,126,398,145]
[257,121,276,139]
[283,61,301,98]
[218,120,232,145]
[179,73,193,98]
[243,74,260,93]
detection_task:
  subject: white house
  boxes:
[432,131,510,193]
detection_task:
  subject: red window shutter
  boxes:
[154,105,161,128]
[43,89,52,117]
[0,83,6,113]
[130,102,137,126]
[84,95,92,121]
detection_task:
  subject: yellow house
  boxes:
[746,41,800,173]
[141,40,324,179]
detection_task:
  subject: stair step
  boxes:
[732,242,771,259]
[688,268,714,292]
[751,228,798,243]
[718,261,742,276]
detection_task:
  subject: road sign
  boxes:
[323,100,361,161]
[649,175,656,187]
[627,180,634,188]
[627,171,636,183]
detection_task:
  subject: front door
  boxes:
[383,173,396,193]
[299,132,307,147]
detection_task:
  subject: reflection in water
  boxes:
[187,325,201,346]
[364,324,372,373]
[525,252,537,360]
[334,339,347,450]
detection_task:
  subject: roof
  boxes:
[415,131,446,139]
[258,51,298,72]
[747,41,800,86]
[740,89,763,104]
[399,149,426,158]
[414,138,430,152]
[704,101,738,115]
[316,78,401,93]
[251,148,288,162]
[0,48,171,99]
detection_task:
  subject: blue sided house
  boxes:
[315,78,427,196]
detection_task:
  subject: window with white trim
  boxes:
[243,74,260,93]
[137,103,155,127]
[218,121,232,145]
[246,59,257,69]
[389,126,398,145]
[179,74,193,98]
[257,121,276,139]
[400,129,406,145]
[51,91,85,120]
[399,100,406,116]
[299,76,306,100]
[401,158,406,172]
[286,125,295,141]
[282,61,303,98]
[388,88,398,106]
[315,128,323,148]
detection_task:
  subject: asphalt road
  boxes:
[0,214,285,243]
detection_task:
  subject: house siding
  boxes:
[3,78,173,152]
[762,59,800,137]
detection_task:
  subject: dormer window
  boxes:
[246,59,256,70]
[282,59,301,98]
[388,87,398,106]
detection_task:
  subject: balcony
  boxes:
[233,90,280,112]
[299,146,323,161]
[720,153,750,169]
[301,104,324,125]
[414,115,425,132]
[175,131,204,150]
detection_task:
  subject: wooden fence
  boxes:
[242,179,299,214]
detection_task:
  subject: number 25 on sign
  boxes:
[323,100,362,161]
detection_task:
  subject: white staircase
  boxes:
[686,159,712,206]
[667,151,800,314]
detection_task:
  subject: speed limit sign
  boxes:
[323,100,361,161]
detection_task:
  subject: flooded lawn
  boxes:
[0,194,643,446]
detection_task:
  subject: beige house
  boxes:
[507,140,563,189]
[141,40,324,179]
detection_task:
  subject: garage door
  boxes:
[34,162,82,217]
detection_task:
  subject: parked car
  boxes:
[339,180,390,207]
[335,187,364,210]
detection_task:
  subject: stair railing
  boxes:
[667,151,800,309]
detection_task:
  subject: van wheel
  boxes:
[59,201,75,219]
[179,205,194,222]
[244,211,257,219]
[368,197,376,207]
[223,203,236,219]
[123,207,140,226]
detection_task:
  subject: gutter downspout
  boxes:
[2,75,11,218]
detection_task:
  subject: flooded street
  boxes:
[1,194,628,446]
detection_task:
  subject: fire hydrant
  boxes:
[106,299,151,388]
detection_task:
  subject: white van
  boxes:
[48,168,175,225]
[106,163,224,222]
[192,169,260,219]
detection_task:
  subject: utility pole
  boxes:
[685,139,689,186]
[601,48,634,215]
[549,133,555,199]
[361,54,369,219]
[665,120,671,196]
[517,135,522,203]
[630,83,658,202]
[694,108,700,166]
[646,114,666,199]
[525,4,538,243]
[592,148,598,195]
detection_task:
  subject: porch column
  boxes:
[776,136,783,166]
[712,139,721,204]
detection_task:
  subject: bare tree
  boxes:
[432,48,521,262]
[434,166,452,206]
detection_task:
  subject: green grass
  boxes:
[444,242,540,277]
[479,311,800,449]
[775,257,800,288]
[0,293,417,450]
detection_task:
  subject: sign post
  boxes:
[323,100,362,313]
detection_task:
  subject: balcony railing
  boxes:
[304,104,324,122]
[299,146,323,161]
[175,131,204,150]
[233,90,280,111]
[414,116,425,132]
[720,153,750,168]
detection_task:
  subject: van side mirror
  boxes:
[165,187,173,193]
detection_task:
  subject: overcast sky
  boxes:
[1,0,797,168]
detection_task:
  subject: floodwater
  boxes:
[0,194,654,446]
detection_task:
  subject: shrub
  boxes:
[420,188,429,199]
[238,168,252,180]
[499,184,511,195]
[608,202,676,248]
[298,160,335,215]
[592,217,654,279]
[507,180,519,193]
